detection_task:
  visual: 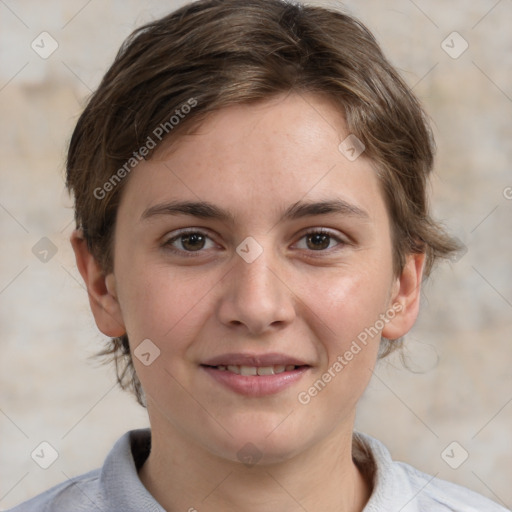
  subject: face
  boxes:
[76,93,423,464]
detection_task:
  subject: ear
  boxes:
[381,252,425,340]
[70,229,126,337]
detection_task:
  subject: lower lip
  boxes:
[201,366,310,397]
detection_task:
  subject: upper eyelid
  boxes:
[164,228,218,245]
[164,226,343,239]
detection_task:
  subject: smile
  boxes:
[208,364,302,375]
[200,363,311,396]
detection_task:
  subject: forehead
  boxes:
[118,93,386,227]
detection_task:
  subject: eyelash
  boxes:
[162,228,347,257]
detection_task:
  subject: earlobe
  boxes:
[70,229,126,337]
[381,252,425,341]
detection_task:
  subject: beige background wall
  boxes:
[0,0,511,509]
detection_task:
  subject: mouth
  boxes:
[200,353,312,396]
[201,364,308,376]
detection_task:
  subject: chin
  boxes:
[206,422,310,467]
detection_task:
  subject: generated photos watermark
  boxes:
[297,302,403,405]
[93,97,198,200]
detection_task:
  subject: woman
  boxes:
[9,0,507,510]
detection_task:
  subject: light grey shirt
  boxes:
[7,429,509,511]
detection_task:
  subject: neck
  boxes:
[139,414,372,512]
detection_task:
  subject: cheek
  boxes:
[305,273,390,401]
[311,266,392,342]
[115,263,210,348]
[119,269,212,401]
[118,256,393,353]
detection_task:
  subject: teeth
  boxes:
[215,364,298,375]
[257,366,275,375]
[240,365,258,376]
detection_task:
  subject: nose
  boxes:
[216,246,296,335]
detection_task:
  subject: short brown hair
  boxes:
[66,0,460,406]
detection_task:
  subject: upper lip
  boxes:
[202,353,311,367]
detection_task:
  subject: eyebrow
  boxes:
[140,198,370,223]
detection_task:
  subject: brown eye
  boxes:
[306,232,331,250]
[295,229,344,252]
[164,230,216,254]
[180,233,206,251]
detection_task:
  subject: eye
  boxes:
[295,228,345,252]
[163,227,346,256]
[163,229,216,254]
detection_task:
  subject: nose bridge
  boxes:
[217,240,295,333]
[237,251,278,297]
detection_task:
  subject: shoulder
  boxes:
[394,460,508,512]
[6,429,158,512]
[5,469,102,512]
[354,432,509,512]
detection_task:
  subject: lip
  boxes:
[201,365,310,397]
[202,352,310,367]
